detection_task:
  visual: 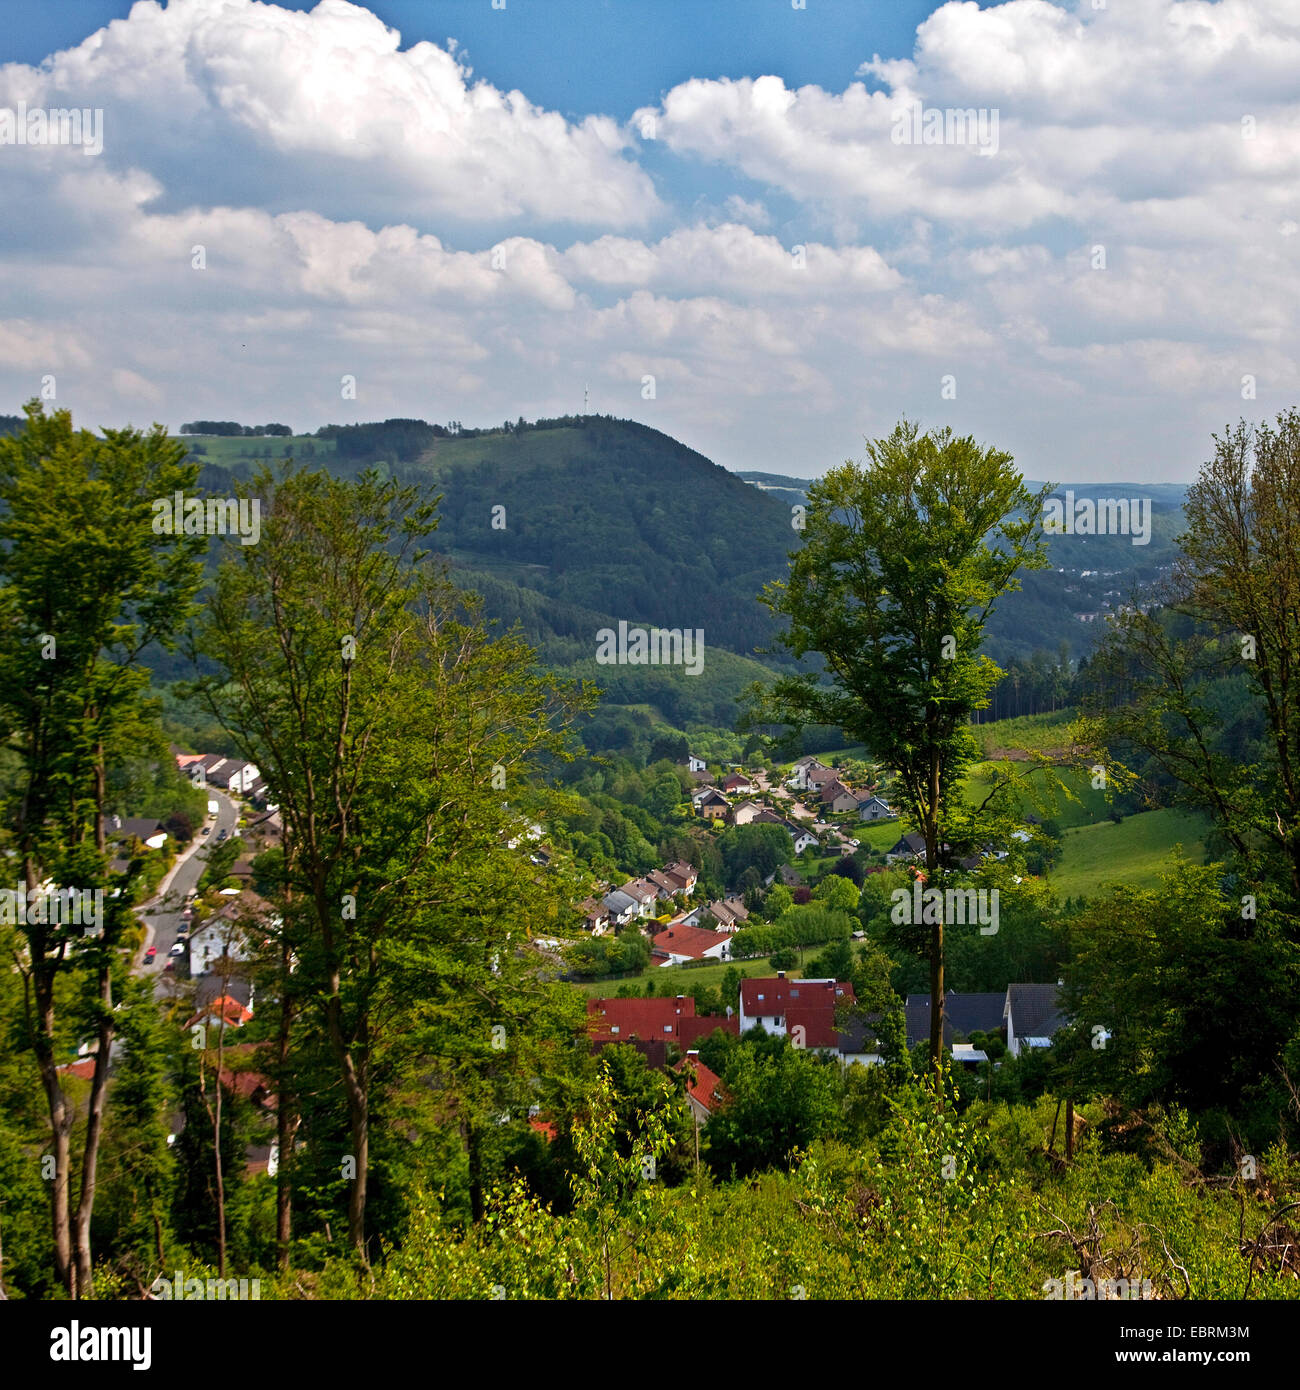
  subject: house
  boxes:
[618,879,660,917]
[788,821,819,855]
[696,789,731,820]
[188,976,255,1033]
[764,863,805,889]
[691,785,719,807]
[788,756,831,791]
[101,815,168,851]
[886,831,928,863]
[189,892,271,975]
[728,799,764,826]
[587,995,700,1045]
[677,1051,727,1125]
[706,896,749,931]
[661,860,698,894]
[837,1014,885,1068]
[750,808,786,827]
[663,906,706,929]
[645,869,683,900]
[1004,983,1066,1058]
[804,765,840,793]
[685,753,708,773]
[651,924,731,966]
[186,754,261,794]
[739,975,856,1050]
[904,990,1006,1049]
[246,807,282,848]
[857,795,894,822]
[820,781,859,814]
[579,898,611,935]
[720,772,755,795]
[601,889,639,927]
[587,996,737,1058]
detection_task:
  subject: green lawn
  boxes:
[173,433,335,464]
[961,762,1113,830]
[1048,808,1212,899]
[573,956,787,1000]
[972,709,1078,755]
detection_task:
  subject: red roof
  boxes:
[740,977,856,1050]
[529,1117,557,1143]
[651,924,730,960]
[587,995,696,1042]
[678,1056,727,1115]
[678,1013,739,1047]
[58,1058,98,1080]
[187,995,253,1030]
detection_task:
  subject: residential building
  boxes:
[739,975,856,1050]
[651,923,731,966]
[904,990,1006,1048]
[678,1051,727,1125]
[696,789,731,820]
[728,799,764,826]
[706,896,750,931]
[857,795,894,822]
[1004,983,1066,1058]
[601,889,639,927]
[661,860,698,894]
[820,781,859,814]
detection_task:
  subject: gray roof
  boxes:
[905,991,1006,1047]
[1005,983,1066,1039]
[602,890,638,914]
[890,832,927,856]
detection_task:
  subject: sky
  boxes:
[0,0,1296,482]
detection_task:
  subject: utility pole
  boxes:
[583,383,589,415]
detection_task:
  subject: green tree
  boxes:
[707,1044,840,1177]
[756,420,1050,1086]
[0,400,205,1296]
[195,465,593,1258]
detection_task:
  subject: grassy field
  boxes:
[961,762,1112,830]
[972,709,1078,755]
[175,433,335,464]
[1048,808,1212,898]
[574,956,789,1000]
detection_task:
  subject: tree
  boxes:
[719,822,791,886]
[194,465,592,1257]
[0,400,205,1296]
[1091,410,1300,912]
[756,420,1049,1089]
[706,1044,840,1177]
[813,875,860,912]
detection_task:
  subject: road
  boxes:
[136,788,239,994]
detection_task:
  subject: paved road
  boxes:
[136,789,239,992]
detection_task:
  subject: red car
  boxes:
[144,946,157,963]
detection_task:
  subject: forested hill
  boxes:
[143,414,1187,717]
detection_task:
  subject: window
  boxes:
[663,1025,673,1034]
[610,1025,620,1034]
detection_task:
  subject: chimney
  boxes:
[777,970,785,980]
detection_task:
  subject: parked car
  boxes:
[216,829,228,842]
[144,946,157,963]
[163,960,174,974]
[169,941,186,957]
[201,826,211,836]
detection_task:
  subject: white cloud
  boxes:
[0,0,659,229]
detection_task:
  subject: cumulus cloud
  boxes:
[0,0,659,228]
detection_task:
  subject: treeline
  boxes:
[180,421,293,436]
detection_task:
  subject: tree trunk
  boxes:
[275,941,295,1271]
[72,965,114,1297]
[925,745,944,1106]
[34,984,75,1295]
[1065,1095,1075,1162]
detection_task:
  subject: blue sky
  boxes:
[0,0,1296,482]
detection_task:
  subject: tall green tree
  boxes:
[0,400,204,1295]
[194,465,593,1259]
[755,421,1049,1086]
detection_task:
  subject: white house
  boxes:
[788,756,830,791]
[601,889,639,928]
[787,821,819,855]
[188,918,253,976]
[651,924,731,966]
[686,753,707,773]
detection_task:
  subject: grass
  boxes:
[1048,808,1212,899]
[572,956,787,1000]
[173,433,336,464]
[972,709,1078,755]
